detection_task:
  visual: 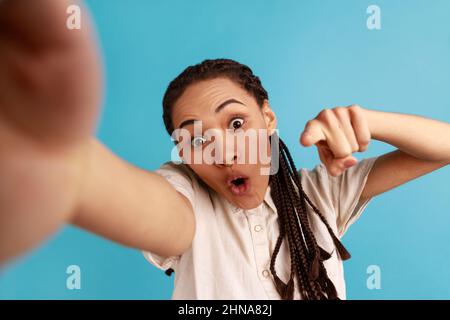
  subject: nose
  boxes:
[216,154,237,168]
[213,132,239,168]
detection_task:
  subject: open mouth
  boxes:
[227,175,250,196]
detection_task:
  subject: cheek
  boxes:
[242,127,272,164]
[189,163,204,175]
[189,164,220,186]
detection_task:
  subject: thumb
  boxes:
[336,155,358,169]
[325,155,358,177]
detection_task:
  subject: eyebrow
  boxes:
[178,98,245,129]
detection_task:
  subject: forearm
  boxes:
[0,0,107,264]
[364,108,450,162]
[0,131,86,264]
[71,139,195,256]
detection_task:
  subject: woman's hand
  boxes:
[300,105,371,177]
[0,0,102,145]
[0,0,102,264]
[0,1,195,265]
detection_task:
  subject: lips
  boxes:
[226,173,250,196]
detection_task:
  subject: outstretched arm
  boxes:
[0,0,194,265]
[71,139,195,259]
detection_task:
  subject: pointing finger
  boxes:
[300,120,326,147]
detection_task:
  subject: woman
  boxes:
[147,58,379,299]
[1,0,449,300]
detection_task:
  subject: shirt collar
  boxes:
[263,185,278,213]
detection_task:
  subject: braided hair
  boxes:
[162,59,351,300]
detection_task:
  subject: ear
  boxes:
[261,100,277,134]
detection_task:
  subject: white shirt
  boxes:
[143,156,378,299]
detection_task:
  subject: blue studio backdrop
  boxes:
[1,0,449,299]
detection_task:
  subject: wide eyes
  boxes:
[229,118,245,130]
[190,117,246,148]
[191,136,207,148]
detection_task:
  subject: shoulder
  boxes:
[154,161,214,210]
[155,161,204,189]
[156,160,195,178]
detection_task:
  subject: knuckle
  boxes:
[318,108,330,117]
[358,134,371,145]
[334,106,347,116]
[348,104,362,113]
[360,138,371,146]
[343,146,353,157]
[337,146,359,158]
[333,108,348,122]
[306,119,319,129]
[335,149,350,159]
[318,108,333,122]
[351,143,360,153]
[338,142,353,154]
[358,140,370,151]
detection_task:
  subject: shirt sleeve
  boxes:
[142,161,196,272]
[327,156,379,238]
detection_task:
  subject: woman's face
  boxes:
[171,77,277,209]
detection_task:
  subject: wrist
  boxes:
[363,107,384,141]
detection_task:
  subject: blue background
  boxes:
[1,0,449,299]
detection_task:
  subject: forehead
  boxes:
[172,77,257,128]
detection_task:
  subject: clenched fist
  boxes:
[300,105,372,177]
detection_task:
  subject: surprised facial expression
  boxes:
[171,77,278,210]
